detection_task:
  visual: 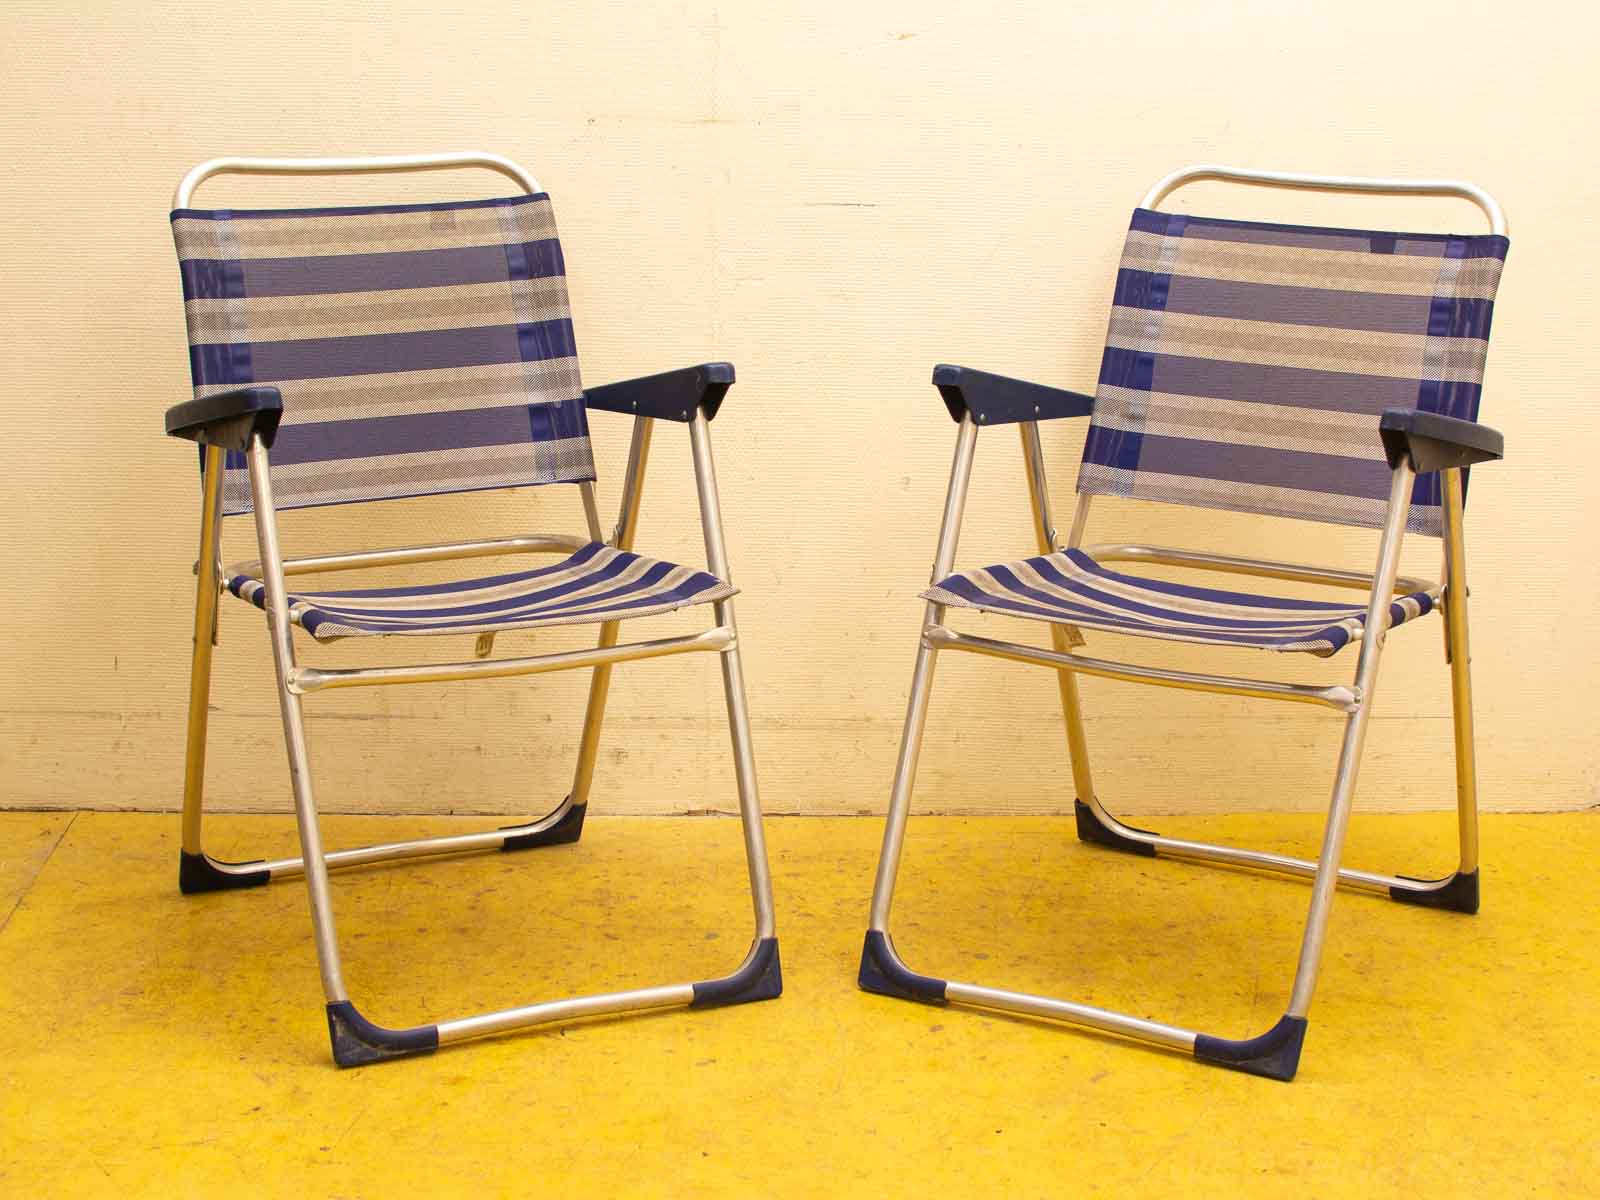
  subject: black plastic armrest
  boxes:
[165,386,284,452]
[932,364,1095,426]
[1379,408,1504,474]
[583,363,735,423]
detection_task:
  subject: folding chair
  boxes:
[859,165,1508,1081]
[164,153,778,1066]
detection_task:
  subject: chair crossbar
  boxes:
[288,626,733,693]
[1076,796,1460,898]
[1082,543,1436,596]
[923,625,1360,711]
[183,795,585,889]
[434,936,780,1046]
[228,533,591,580]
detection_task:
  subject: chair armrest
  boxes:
[1379,409,1504,473]
[583,363,735,423]
[165,386,284,451]
[932,364,1095,426]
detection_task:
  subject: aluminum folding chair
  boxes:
[860,165,1508,1081]
[164,153,778,1066]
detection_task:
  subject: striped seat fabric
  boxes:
[1080,209,1508,536]
[227,542,734,642]
[924,550,1438,657]
[171,193,593,515]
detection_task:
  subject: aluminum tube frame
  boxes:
[180,445,227,855]
[229,533,589,580]
[192,423,772,1057]
[1441,469,1480,875]
[1019,423,1094,800]
[259,810,582,880]
[246,436,349,1002]
[570,415,653,811]
[174,152,541,208]
[1285,460,1413,1015]
[867,414,979,932]
[1139,163,1507,237]
[288,627,731,694]
[689,409,777,942]
[1081,543,1434,597]
[924,624,1360,711]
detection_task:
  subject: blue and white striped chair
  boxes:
[860,165,1509,1081]
[165,153,778,1066]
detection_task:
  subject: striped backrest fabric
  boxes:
[171,194,594,515]
[1078,209,1509,536]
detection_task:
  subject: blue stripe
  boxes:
[1427,294,1495,340]
[267,397,588,466]
[177,239,566,299]
[178,256,248,302]
[1110,267,1170,310]
[1081,423,1143,473]
[1115,268,1493,339]
[193,319,576,384]
[1097,347,1439,412]
[529,395,590,444]
[189,340,256,388]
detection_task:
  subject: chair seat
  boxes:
[923,549,1439,657]
[227,542,735,642]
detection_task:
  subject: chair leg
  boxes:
[861,639,940,986]
[688,625,781,1007]
[503,616,628,854]
[178,445,272,895]
[1393,466,1479,913]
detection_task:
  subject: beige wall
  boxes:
[2,0,1595,820]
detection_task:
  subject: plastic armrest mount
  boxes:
[1379,408,1504,474]
[932,364,1095,426]
[583,363,735,423]
[165,386,284,452]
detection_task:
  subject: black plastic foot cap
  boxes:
[500,800,586,851]
[326,1001,440,1068]
[1073,799,1157,857]
[691,937,783,1007]
[1194,1015,1308,1082]
[1391,869,1479,915]
[857,930,948,1004]
[179,851,271,895]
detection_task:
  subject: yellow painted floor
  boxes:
[0,810,1595,1197]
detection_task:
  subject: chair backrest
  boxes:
[1077,203,1508,536]
[171,185,592,515]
